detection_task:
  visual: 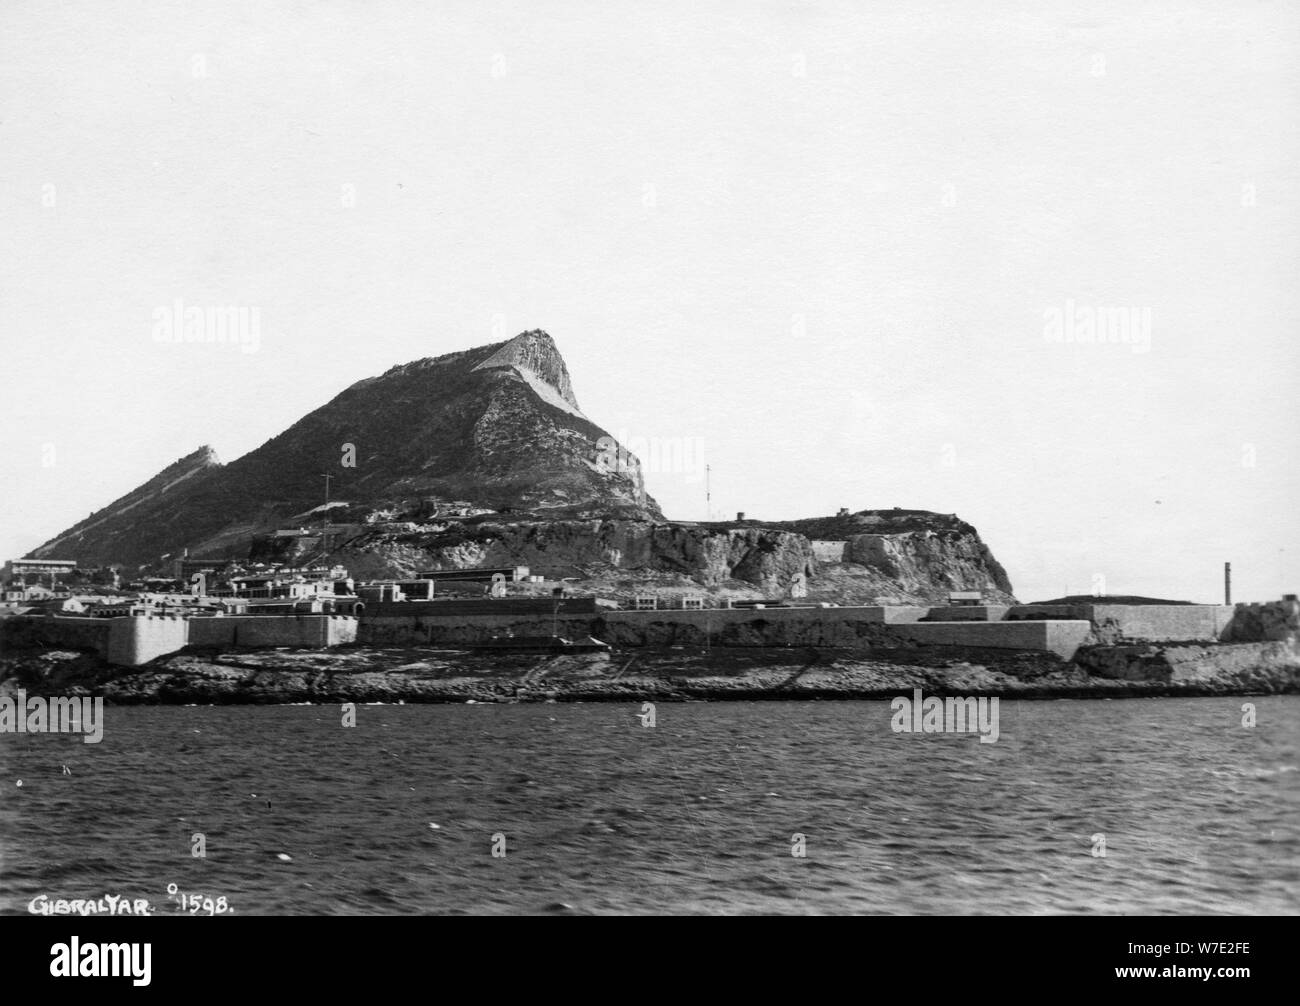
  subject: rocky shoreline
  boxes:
[2,640,1297,704]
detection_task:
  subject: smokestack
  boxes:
[1224,562,1232,605]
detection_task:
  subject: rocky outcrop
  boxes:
[5,639,1296,704]
[1228,598,1300,642]
[471,328,585,417]
[347,519,816,593]
[721,509,1015,603]
[844,530,1014,602]
[330,511,1012,603]
[1073,640,1300,692]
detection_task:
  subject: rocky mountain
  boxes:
[324,519,816,593]
[26,329,1015,604]
[28,330,660,567]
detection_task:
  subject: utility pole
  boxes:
[1224,562,1232,605]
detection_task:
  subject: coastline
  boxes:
[2,640,1297,704]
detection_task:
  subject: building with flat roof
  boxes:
[4,558,77,582]
[415,566,529,583]
[172,557,238,580]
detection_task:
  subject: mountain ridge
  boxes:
[29,330,660,567]
[24,328,1016,603]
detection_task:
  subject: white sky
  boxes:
[1,0,1296,603]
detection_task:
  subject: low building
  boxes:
[4,585,63,602]
[415,566,529,584]
[172,557,237,580]
[355,580,435,602]
[4,558,77,583]
[35,597,86,615]
[357,583,404,603]
[224,573,344,599]
[395,579,434,600]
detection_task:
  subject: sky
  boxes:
[1,0,1297,604]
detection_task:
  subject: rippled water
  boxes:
[1,697,1296,914]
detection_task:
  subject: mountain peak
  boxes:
[471,329,584,418]
[192,444,221,467]
[27,329,659,566]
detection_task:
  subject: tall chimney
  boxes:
[1224,562,1232,605]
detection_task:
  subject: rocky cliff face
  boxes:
[321,511,1011,603]
[1227,598,1300,642]
[1073,640,1300,690]
[338,519,816,594]
[844,530,1014,602]
[27,331,660,567]
[721,509,1015,603]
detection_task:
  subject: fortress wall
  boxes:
[186,616,234,648]
[1006,604,1234,643]
[4,614,361,667]
[889,620,1092,659]
[922,606,1013,622]
[1,616,114,656]
[600,609,1087,655]
[366,598,602,618]
[1093,605,1234,642]
[1005,604,1093,622]
[355,605,1081,654]
[598,614,899,649]
[187,615,357,650]
[325,615,359,646]
[358,605,926,647]
[359,614,599,647]
[605,605,930,627]
[106,616,190,666]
